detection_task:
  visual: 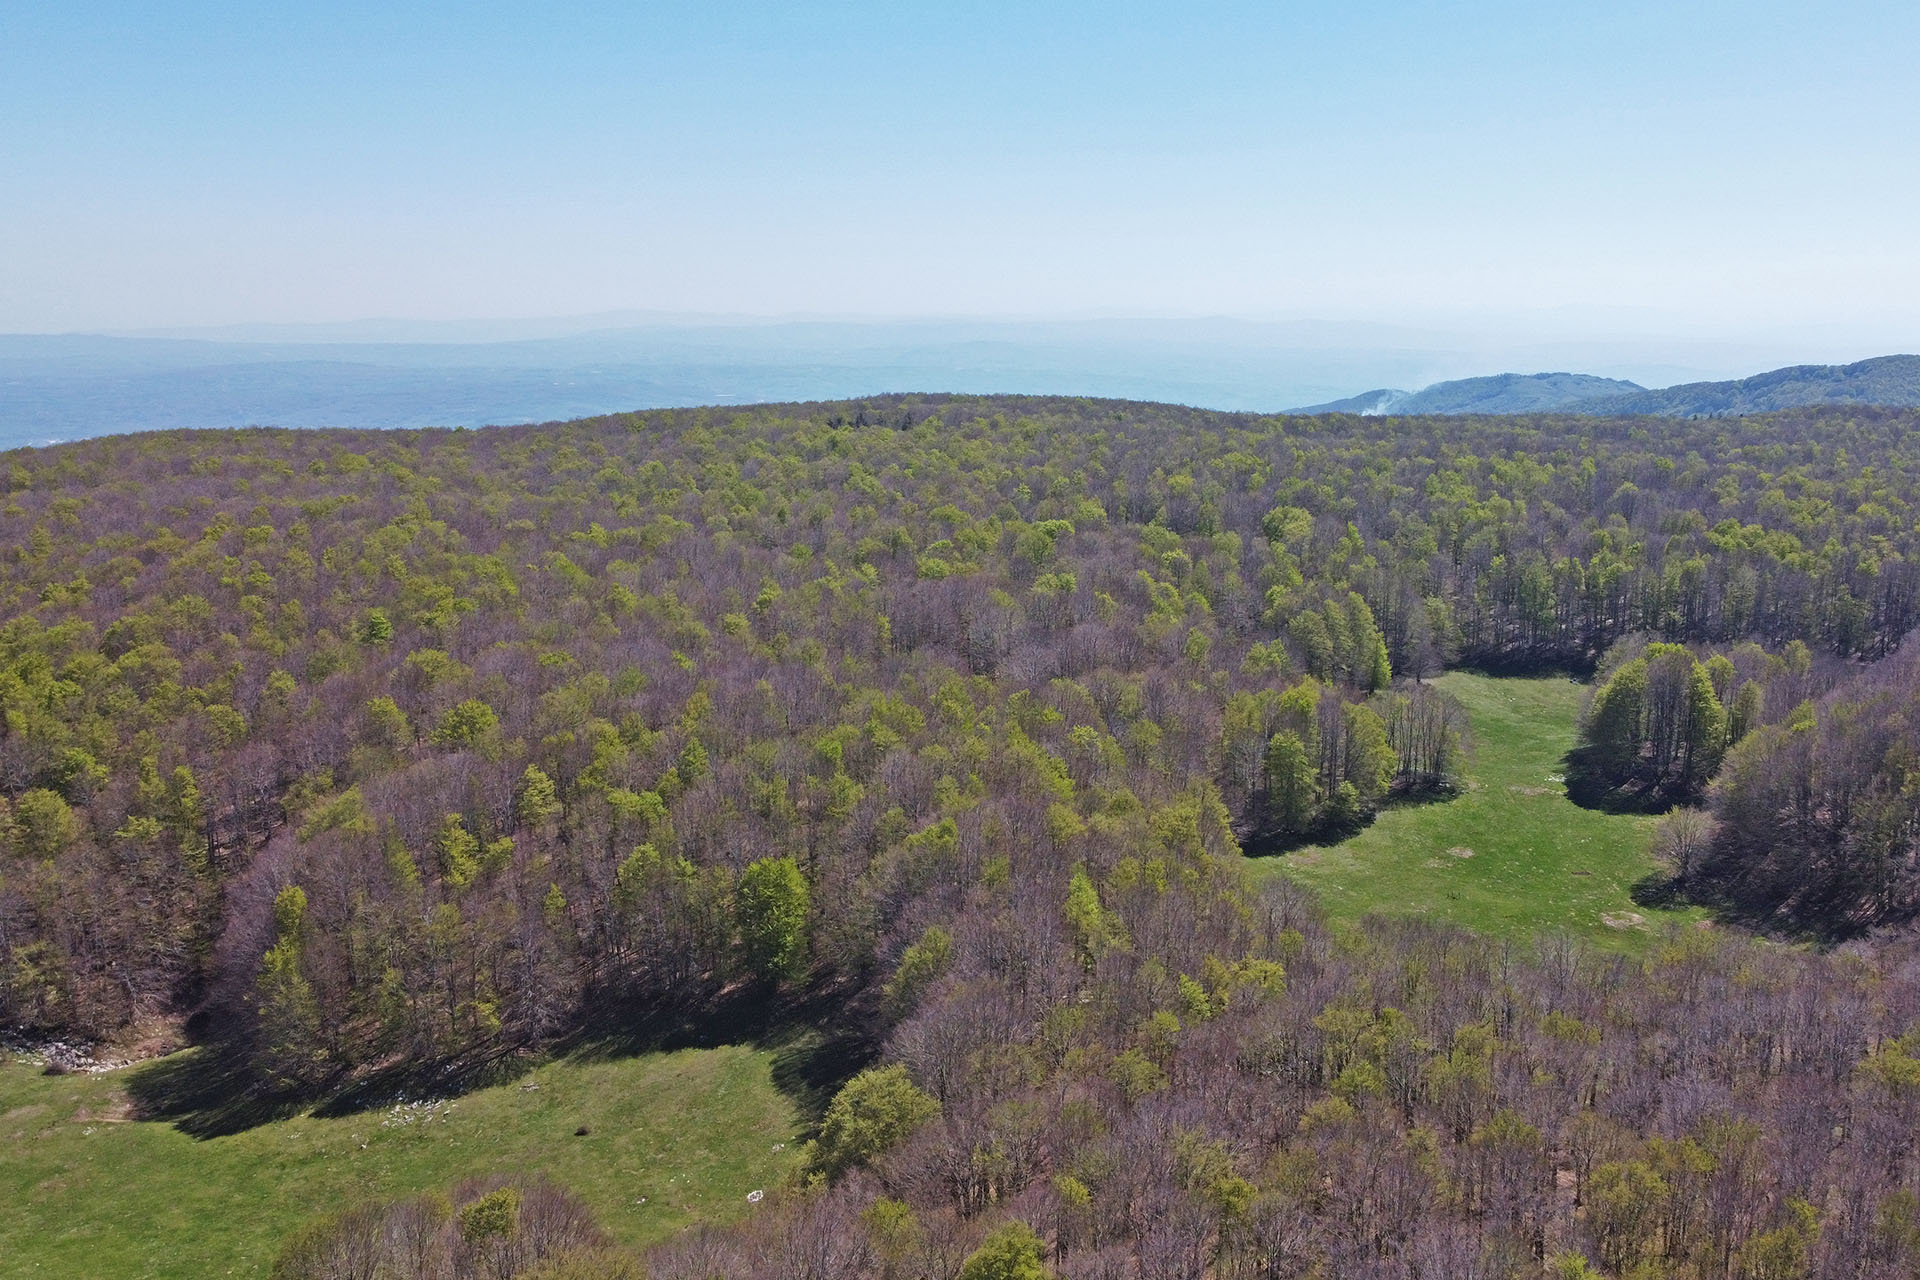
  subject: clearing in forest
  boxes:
[1250,672,1709,951]
[0,1042,804,1280]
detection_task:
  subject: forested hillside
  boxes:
[1296,372,1646,416]
[1594,355,1920,418]
[5,397,1920,1278]
[1684,642,1920,935]
[1296,355,1920,418]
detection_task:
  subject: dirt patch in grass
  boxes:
[1602,911,1647,930]
[73,1096,135,1124]
[1447,846,1476,859]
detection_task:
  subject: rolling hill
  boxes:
[1297,353,1920,416]
[1586,353,1920,416]
[1298,371,1644,415]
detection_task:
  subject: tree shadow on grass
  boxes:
[560,980,873,1129]
[312,1049,536,1122]
[126,981,876,1140]
[1447,658,1597,680]
[124,1047,308,1139]
[1628,871,1689,910]
[1628,870,1838,948]
[1562,745,1681,815]
[1239,783,1465,860]
[767,1028,869,1129]
[125,1040,543,1138]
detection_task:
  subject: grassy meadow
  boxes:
[1,1041,806,1278]
[1250,672,1710,951]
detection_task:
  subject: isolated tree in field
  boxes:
[1651,807,1716,881]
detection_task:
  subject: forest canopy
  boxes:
[4,396,1920,1278]
[2,396,1917,1047]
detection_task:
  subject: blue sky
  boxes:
[4,2,1918,338]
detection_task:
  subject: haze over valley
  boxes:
[5,318,1918,448]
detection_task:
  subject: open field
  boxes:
[0,1042,805,1278]
[1250,672,1710,951]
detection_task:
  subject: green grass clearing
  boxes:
[1249,672,1710,951]
[1,1041,806,1278]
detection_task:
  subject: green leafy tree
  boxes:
[736,856,810,981]
[437,814,481,888]
[1728,679,1764,745]
[956,1221,1051,1280]
[1065,862,1123,967]
[458,1187,520,1242]
[11,789,79,858]
[516,764,563,826]
[363,695,410,749]
[1735,1197,1820,1280]
[1681,660,1729,789]
[1342,702,1398,806]
[1586,658,1647,778]
[1289,612,1335,682]
[255,885,324,1087]
[357,608,394,646]
[1586,1159,1669,1273]
[886,924,953,1016]
[433,699,500,751]
[50,748,108,803]
[1265,730,1316,835]
[805,1065,940,1181]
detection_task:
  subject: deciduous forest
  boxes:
[5,396,1920,1278]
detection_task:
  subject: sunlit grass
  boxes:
[1250,672,1710,952]
[1,1042,804,1279]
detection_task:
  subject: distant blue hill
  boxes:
[1295,355,1920,416]
[1297,372,1644,415]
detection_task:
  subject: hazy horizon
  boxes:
[3,312,1916,451]
[6,4,1918,441]
[6,3,1919,345]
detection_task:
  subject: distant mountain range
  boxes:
[1294,354,1920,416]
